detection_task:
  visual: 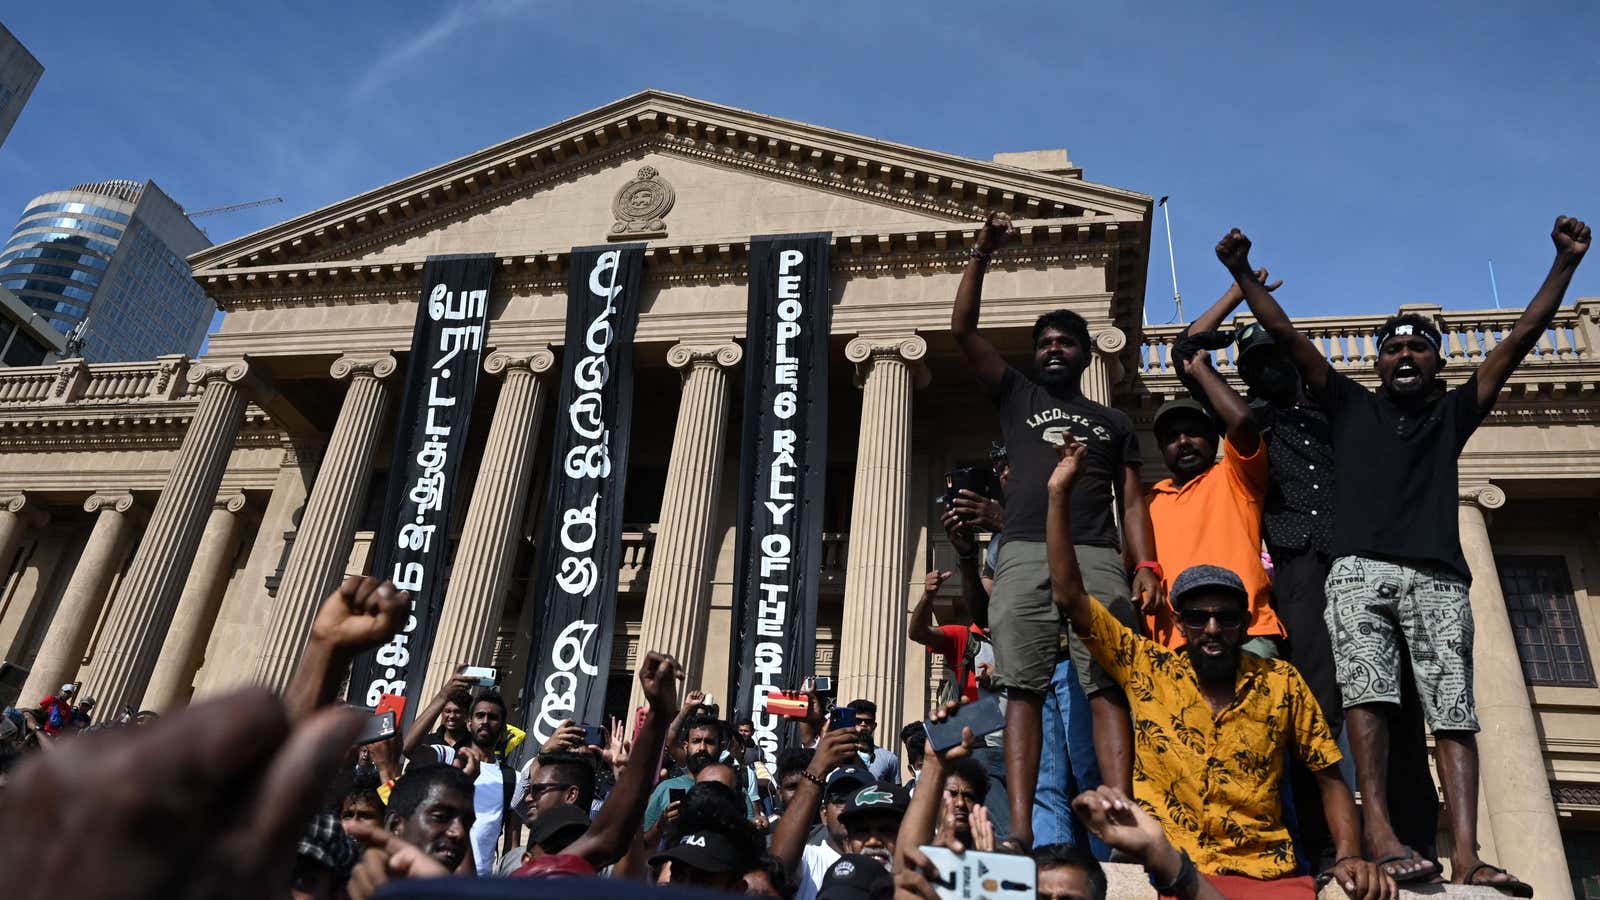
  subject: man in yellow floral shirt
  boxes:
[1046,438,1394,900]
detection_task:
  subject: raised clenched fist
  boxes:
[975,211,1018,255]
[1553,215,1591,261]
[1215,229,1253,273]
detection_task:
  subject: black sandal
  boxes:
[1374,848,1441,884]
[1462,863,1534,898]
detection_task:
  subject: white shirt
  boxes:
[470,760,506,877]
[796,841,841,900]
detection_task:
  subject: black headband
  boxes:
[1376,322,1441,354]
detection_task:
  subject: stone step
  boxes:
[1102,862,1522,900]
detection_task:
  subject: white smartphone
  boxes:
[919,846,1036,900]
[460,665,497,687]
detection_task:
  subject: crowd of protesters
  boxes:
[0,213,1587,900]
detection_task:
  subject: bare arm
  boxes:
[1121,465,1165,614]
[771,726,862,871]
[1180,354,1260,454]
[401,668,469,754]
[1178,269,1280,338]
[1072,787,1226,900]
[1318,768,1395,900]
[1215,230,1330,395]
[1475,216,1590,409]
[951,213,1018,389]
[566,652,683,868]
[285,576,408,724]
[894,706,975,862]
[908,571,950,646]
[940,505,987,627]
[1047,443,1093,635]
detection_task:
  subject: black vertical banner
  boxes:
[350,253,494,721]
[729,233,831,761]
[522,244,645,742]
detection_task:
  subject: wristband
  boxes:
[800,769,827,787]
[1134,560,1163,581]
[968,247,991,262]
[1151,849,1197,896]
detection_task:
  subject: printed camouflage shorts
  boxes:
[1323,554,1479,733]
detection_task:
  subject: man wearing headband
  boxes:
[1181,276,1441,875]
[1214,215,1590,895]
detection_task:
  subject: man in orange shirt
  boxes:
[1145,349,1286,656]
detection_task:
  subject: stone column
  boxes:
[0,493,46,573]
[83,362,252,716]
[418,347,555,703]
[20,493,139,703]
[836,335,928,721]
[628,341,742,711]
[142,493,250,711]
[1082,327,1127,407]
[1458,484,1573,900]
[253,354,397,693]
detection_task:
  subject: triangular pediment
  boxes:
[190,90,1150,273]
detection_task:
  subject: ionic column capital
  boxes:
[1459,482,1507,511]
[214,491,249,515]
[84,491,137,514]
[846,334,929,388]
[0,491,47,527]
[485,346,556,377]
[667,341,743,372]
[1093,326,1128,356]
[329,353,399,382]
[0,492,31,514]
[185,359,254,389]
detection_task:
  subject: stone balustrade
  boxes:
[1138,302,1600,378]
[0,354,193,408]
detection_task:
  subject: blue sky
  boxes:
[3,1,1597,328]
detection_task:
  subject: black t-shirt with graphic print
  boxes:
[993,366,1141,548]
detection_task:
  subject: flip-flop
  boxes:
[1463,863,1534,898]
[1374,849,1441,884]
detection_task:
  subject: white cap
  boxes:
[60,683,75,694]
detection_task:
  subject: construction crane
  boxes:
[184,196,283,219]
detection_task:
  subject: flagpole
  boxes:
[1159,196,1183,323]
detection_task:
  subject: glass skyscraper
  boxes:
[0,179,214,362]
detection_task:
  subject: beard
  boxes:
[686,751,718,774]
[1186,642,1240,682]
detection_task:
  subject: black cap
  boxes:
[1152,398,1215,436]
[649,830,747,874]
[1234,322,1278,363]
[818,854,895,900]
[1169,564,1248,609]
[825,765,873,796]
[526,804,590,851]
[839,783,910,825]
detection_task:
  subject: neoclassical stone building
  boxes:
[0,92,1594,895]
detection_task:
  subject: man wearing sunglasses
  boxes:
[1046,441,1392,900]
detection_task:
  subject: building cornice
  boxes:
[189,90,1151,274]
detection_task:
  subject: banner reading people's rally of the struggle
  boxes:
[350,253,494,723]
[521,243,645,743]
[729,233,832,760]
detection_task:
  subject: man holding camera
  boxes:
[952,211,1160,849]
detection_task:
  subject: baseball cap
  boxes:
[1152,398,1215,436]
[1169,565,1248,609]
[527,804,590,852]
[59,683,75,695]
[1234,322,1277,363]
[818,854,895,900]
[825,765,873,797]
[839,783,910,825]
[648,830,748,874]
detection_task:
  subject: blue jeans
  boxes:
[1031,654,1109,858]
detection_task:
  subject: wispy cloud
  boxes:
[350,0,539,100]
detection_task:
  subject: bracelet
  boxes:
[1152,849,1198,896]
[968,247,991,262]
[1134,560,1164,581]
[1332,856,1362,868]
[800,769,827,787]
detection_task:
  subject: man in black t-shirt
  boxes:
[1217,216,1589,895]
[951,211,1162,850]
